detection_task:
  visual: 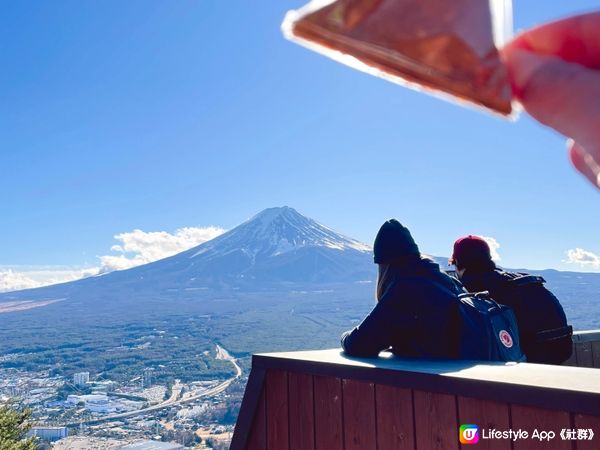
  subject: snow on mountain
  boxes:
[160,206,375,285]
[191,206,370,259]
[0,207,376,299]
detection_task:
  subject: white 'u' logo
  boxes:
[463,429,477,441]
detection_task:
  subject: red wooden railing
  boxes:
[231,331,600,450]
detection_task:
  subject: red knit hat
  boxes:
[450,235,492,266]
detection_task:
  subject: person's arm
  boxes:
[340,286,406,357]
[502,12,600,189]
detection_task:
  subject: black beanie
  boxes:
[373,219,420,264]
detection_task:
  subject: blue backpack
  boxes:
[456,291,526,362]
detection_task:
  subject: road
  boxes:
[215,344,242,378]
[67,345,241,427]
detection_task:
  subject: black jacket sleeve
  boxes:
[340,284,410,357]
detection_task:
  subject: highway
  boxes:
[68,345,242,427]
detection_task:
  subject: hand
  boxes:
[502,12,600,190]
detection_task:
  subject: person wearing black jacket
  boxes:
[341,219,466,359]
[450,235,573,365]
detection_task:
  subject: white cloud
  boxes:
[32,268,100,284]
[0,225,225,292]
[0,267,100,293]
[98,226,224,273]
[480,236,501,262]
[0,270,40,292]
[565,248,600,270]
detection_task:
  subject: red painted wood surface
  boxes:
[265,369,289,450]
[375,384,415,450]
[342,378,377,450]
[511,404,571,450]
[574,413,600,450]
[246,387,266,450]
[239,353,600,450]
[313,375,343,450]
[457,397,510,450]
[414,390,459,450]
[288,372,315,450]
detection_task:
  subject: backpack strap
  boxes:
[414,277,501,309]
[459,291,499,305]
[398,275,462,296]
[507,274,546,287]
[400,277,505,314]
[532,325,573,343]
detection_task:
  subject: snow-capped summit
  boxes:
[169,206,373,284]
[191,206,371,260]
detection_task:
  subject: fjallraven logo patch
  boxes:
[499,330,513,348]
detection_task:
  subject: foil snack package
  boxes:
[282,0,515,116]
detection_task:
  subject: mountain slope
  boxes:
[0,207,375,302]
[117,206,375,287]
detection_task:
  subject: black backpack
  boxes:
[498,273,573,364]
[456,291,526,362]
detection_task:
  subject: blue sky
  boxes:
[1,0,599,289]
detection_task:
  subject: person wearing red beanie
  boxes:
[451,235,572,364]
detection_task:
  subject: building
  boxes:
[90,380,116,393]
[142,368,154,388]
[53,436,125,449]
[119,441,183,450]
[65,394,119,413]
[86,394,119,413]
[73,372,90,386]
[28,426,68,442]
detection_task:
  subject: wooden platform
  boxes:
[231,343,600,450]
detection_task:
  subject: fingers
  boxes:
[506,11,600,70]
[502,48,600,151]
[569,140,600,189]
[502,12,600,190]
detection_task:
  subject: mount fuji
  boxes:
[0,207,375,302]
[179,206,373,284]
[114,205,375,288]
